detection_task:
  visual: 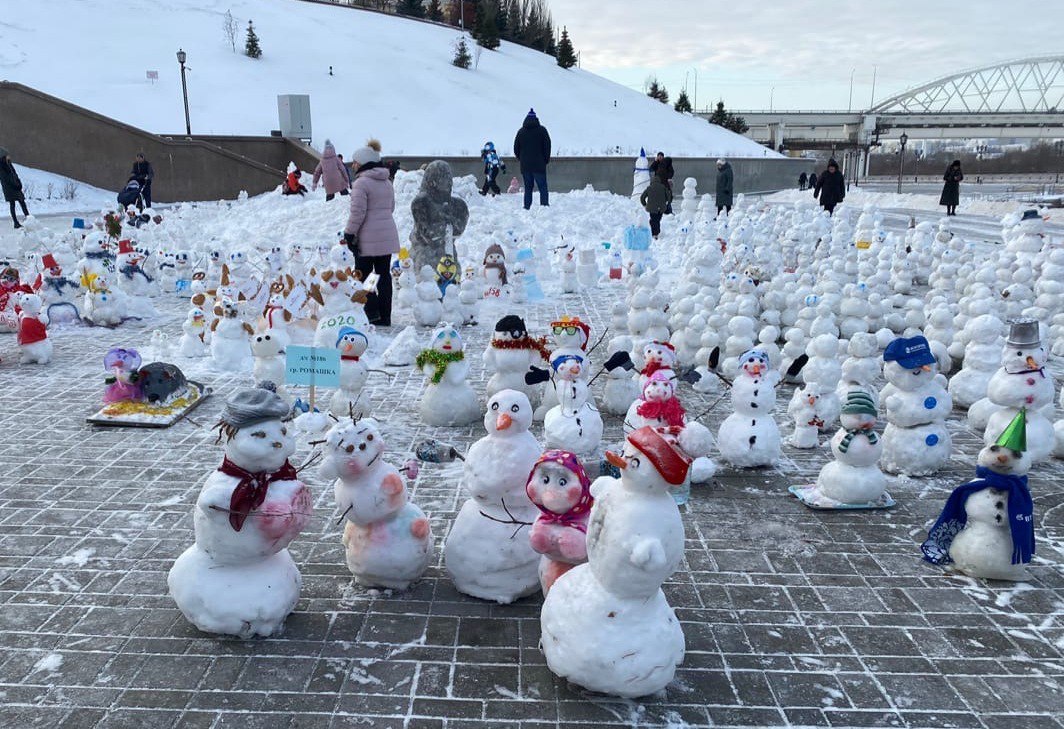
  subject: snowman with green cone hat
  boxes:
[792,388,892,509]
[922,408,1035,581]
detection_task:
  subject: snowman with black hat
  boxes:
[483,314,549,406]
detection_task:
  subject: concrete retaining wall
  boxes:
[387,155,808,196]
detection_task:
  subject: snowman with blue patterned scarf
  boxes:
[922,409,1034,581]
[880,335,953,477]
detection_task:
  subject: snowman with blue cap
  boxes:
[880,335,953,476]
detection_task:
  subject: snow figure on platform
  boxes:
[540,426,689,698]
[792,390,891,508]
[631,148,651,201]
[981,320,1055,463]
[880,335,953,476]
[445,390,542,603]
[16,293,52,365]
[210,298,254,372]
[168,387,312,637]
[483,315,549,405]
[543,353,604,467]
[718,349,782,467]
[482,244,509,299]
[320,418,432,590]
[787,383,825,449]
[330,327,370,418]
[415,323,480,426]
[526,450,593,595]
[921,410,1034,581]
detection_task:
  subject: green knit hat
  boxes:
[994,408,1027,452]
[841,390,877,417]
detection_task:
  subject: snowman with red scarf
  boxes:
[0,266,32,332]
[639,339,678,387]
[168,386,312,637]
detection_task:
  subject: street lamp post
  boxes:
[177,48,191,135]
[897,132,908,194]
[848,67,855,112]
[769,86,775,112]
[690,67,698,111]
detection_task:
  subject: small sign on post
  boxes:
[285,345,340,416]
[146,70,159,83]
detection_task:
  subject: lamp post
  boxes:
[177,49,191,135]
[897,132,908,194]
[770,86,775,112]
[690,66,698,111]
[848,67,855,112]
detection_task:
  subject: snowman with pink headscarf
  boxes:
[526,450,594,595]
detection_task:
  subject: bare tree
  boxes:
[222,10,238,52]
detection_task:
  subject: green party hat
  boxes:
[994,408,1027,453]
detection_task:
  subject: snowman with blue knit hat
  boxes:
[922,409,1035,581]
[880,335,953,476]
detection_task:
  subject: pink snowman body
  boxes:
[526,450,594,594]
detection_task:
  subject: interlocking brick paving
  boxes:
[0,207,1061,729]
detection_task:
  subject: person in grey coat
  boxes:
[715,159,733,215]
[0,147,29,229]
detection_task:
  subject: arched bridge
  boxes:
[705,55,1064,151]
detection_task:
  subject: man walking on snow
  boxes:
[513,108,551,209]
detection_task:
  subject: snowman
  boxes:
[982,320,1056,463]
[251,330,286,389]
[717,349,782,467]
[445,390,542,603]
[543,353,604,468]
[178,307,210,358]
[413,265,445,327]
[526,450,594,595]
[922,410,1034,581]
[330,327,370,418]
[82,274,127,327]
[879,336,953,477]
[631,148,651,201]
[210,297,254,372]
[625,371,686,433]
[797,390,889,507]
[168,387,312,637]
[482,314,549,406]
[482,244,509,298]
[600,350,641,416]
[32,253,80,323]
[639,339,678,387]
[534,316,592,421]
[320,418,433,590]
[415,324,480,426]
[540,426,689,698]
[16,293,52,365]
[787,382,825,449]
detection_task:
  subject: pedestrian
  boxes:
[798,172,808,191]
[649,152,675,213]
[311,139,351,201]
[640,169,672,239]
[130,152,154,210]
[343,139,399,327]
[715,158,734,216]
[808,171,818,193]
[513,108,551,209]
[940,160,963,216]
[813,158,845,214]
[0,148,30,229]
[479,141,506,196]
[283,164,308,196]
[337,154,352,187]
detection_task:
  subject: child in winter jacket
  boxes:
[283,165,308,196]
[640,170,672,239]
[479,141,507,196]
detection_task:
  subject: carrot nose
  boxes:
[1026,356,1039,369]
[920,365,932,371]
[750,364,762,375]
[605,451,627,470]
[997,454,1009,464]
[496,413,513,431]
[807,397,816,405]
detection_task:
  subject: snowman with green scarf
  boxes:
[416,323,480,426]
[809,390,890,507]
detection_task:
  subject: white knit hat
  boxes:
[352,144,381,166]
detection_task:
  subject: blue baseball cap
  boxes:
[883,336,935,368]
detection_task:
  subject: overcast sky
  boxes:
[550,0,1062,112]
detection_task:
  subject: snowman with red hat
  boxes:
[116,239,157,318]
[540,426,691,698]
[531,316,593,421]
[32,253,80,322]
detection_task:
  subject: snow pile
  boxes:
[767,187,1050,219]
[0,0,777,159]
[10,165,115,215]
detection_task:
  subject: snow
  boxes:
[0,0,777,159]
[54,547,96,567]
[9,165,116,215]
[30,652,64,676]
[767,187,1050,219]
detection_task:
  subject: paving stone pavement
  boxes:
[1,210,1063,729]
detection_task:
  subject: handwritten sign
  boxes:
[146,70,159,83]
[314,311,371,348]
[285,345,340,388]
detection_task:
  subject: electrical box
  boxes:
[277,95,312,141]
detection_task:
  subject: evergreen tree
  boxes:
[505,0,522,42]
[674,90,692,113]
[647,78,668,104]
[397,0,425,18]
[542,11,556,54]
[452,36,472,68]
[708,100,749,133]
[556,27,576,68]
[493,0,507,38]
[474,0,499,49]
[244,20,262,59]
[427,0,445,21]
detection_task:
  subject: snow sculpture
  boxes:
[410,161,470,272]
[526,450,593,595]
[717,349,781,467]
[880,336,953,476]
[416,323,480,426]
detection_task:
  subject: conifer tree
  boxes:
[647,78,669,104]
[452,36,472,68]
[474,0,500,49]
[709,100,749,133]
[674,90,692,113]
[244,20,262,59]
[427,0,444,21]
[556,27,576,69]
[397,0,425,18]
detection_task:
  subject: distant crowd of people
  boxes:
[800,157,965,216]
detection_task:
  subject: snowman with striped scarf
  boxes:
[811,390,890,507]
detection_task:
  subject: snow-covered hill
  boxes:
[0,0,776,159]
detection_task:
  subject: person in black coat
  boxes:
[940,160,963,216]
[798,172,808,190]
[0,147,29,229]
[130,152,154,210]
[513,108,551,209]
[813,159,845,214]
[808,171,818,193]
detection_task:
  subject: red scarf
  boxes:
[641,360,673,378]
[636,397,686,428]
[341,354,360,361]
[217,457,298,531]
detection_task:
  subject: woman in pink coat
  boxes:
[312,140,350,201]
[343,140,400,326]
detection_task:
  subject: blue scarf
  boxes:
[921,466,1034,566]
[44,277,77,293]
[119,264,153,283]
[84,250,114,260]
